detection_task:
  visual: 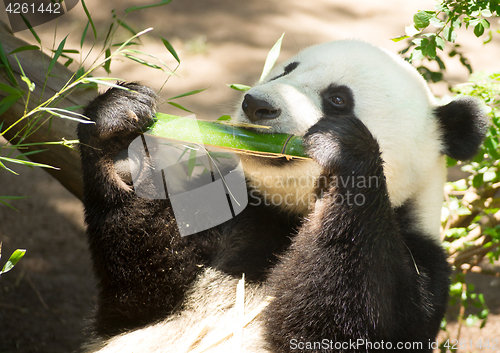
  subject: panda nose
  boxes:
[242,94,281,123]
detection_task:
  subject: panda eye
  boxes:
[321,85,354,114]
[328,95,346,108]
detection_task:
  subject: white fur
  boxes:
[84,270,272,353]
[235,40,445,238]
[242,157,322,215]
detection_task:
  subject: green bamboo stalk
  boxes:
[146,113,309,159]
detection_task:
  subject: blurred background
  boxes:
[0,0,499,352]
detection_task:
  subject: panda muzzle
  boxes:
[242,94,281,123]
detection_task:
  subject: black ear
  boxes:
[435,97,489,161]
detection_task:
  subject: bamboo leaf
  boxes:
[391,35,409,43]
[103,48,111,73]
[0,199,20,211]
[122,54,163,70]
[0,42,17,85]
[0,83,22,96]
[0,160,19,175]
[47,36,68,76]
[64,57,74,67]
[15,150,49,158]
[125,0,173,13]
[81,21,90,48]
[8,45,40,55]
[111,41,140,47]
[0,157,58,170]
[227,84,251,92]
[160,36,180,63]
[113,28,154,52]
[103,22,114,46]
[63,105,86,111]
[58,49,80,54]
[0,94,22,116]
[117,19,137,36]
[39,107,93,124]
[1,249,26,274]
[81,0,97,39]
[13,54,27,77]
[168,88,208,100]
[167,101,194,113]
[121,49,174,73]
[0,196,28,200]
[20,14,41,44]
[81,78,131,90]
[260,33,285,82]
[38,107,89,118]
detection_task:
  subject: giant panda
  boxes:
[78,40,487,353]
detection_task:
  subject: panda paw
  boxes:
[303,116,381,173]
[79,82,157,145]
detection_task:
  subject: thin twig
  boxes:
[26,275,49,310]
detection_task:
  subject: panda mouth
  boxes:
[242,153,299,168]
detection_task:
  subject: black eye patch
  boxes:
[268,61,300,82]
[321,85,355,116]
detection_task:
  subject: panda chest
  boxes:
[244,159,322,215]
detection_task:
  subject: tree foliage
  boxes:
[395,0,500,345]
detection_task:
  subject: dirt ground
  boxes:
[1,0,500,352]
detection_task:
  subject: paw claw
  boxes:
[127,110,139,122]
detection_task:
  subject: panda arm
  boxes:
[263,116,450,350]
[78,83,215,336]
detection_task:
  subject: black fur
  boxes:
[269,61,300,82]
[79,83,216,336]
[78,82,486,350]
[321,84,355,116]
[78,83,296,336]
[436,97,489,161]
[263,115,451,352]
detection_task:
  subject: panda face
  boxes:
[235,40,438,139]
[235,40,447,237]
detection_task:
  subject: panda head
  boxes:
[234,40,487,237]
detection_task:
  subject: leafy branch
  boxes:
[0,0,197,209]
[394,1,500,346]
[0,242,26,277]
[393,0,500,83]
